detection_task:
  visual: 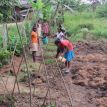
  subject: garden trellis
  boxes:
[0,1,75,107]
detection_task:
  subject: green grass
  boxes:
[44,45,57,51]
[43,43,56,65]
[64,12,107,41]
[44,59,55,65]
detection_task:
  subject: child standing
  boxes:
[55,39,75,73]
[30,27,39,62]
[42,20,50,37]
[37,20,42,37]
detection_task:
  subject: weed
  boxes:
[0,49,10,66]
[47,104,56,107]
[44,59,55,65]
[0,95,4,104]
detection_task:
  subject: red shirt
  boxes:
[61,40,74,51]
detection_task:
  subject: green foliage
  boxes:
[0,49,10,66]
[30,0,44,10]
[78,23,94,30]
[0,36,3,47]
[0,0,19,22]
[6,25,28,56]
[30,0,53,20]
[42,5,53,20]
[0,0,19,6]
[70,33,84,42]
[61,0,80,9]
[0,95,4,104]
[96,4,107,18]
[8,35,26,56]
[77,4,90,12]
[29,0,44,19]
[92,28,107,38]
[0,13,3,22]
[47,105,56,107]
[64,12,107,41]
[6,95,16,107]
[19,72,28,82]
[0,95,16,106]
[45,59,55,65]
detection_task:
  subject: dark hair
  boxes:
[54,39,61,45]
[61,29,65,32]
[32,27,37,31]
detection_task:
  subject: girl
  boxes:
[55,39,75,73]
[30,27,39,62]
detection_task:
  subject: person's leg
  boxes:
[65,61,67,67]
[32,51,36,62]
[62,61,67,71]
[68,61,71,69]
[56,47,60,58]
[64,51,71,73]
[65,61,70,73]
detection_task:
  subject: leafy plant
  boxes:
[0,0,20,22]
[0,49,10,65]
[78,23,94,30]
[7,34,28,56]
[92,28,107,38]
[29,0,44,19]
[47,104,56,107]
[96,4,107,18]
[0,95,4,104]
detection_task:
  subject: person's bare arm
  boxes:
[60,47,68,56]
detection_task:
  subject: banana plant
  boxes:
[29,0,44,19]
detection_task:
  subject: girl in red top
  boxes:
[55,39,75,73]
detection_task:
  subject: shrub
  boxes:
[0,13,3,22]
[92,28,107,38]
[0,36,3,47]
[7,35,23,56]
[78,23,94,30]
[70,32,84,42]
[0,49,10,66]
[96,5,107,18]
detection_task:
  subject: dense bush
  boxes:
[7,35,24,56]
[96,5,107,18]
[78,23,94,30]
[92,28,107,38]
[0,13,3,22]
[0,49,10,67]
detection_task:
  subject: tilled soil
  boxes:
[71,40,107,107]
[0,40,107,107]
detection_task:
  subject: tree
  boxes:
[0,0,19,22]
[0,0,19,48]
[87,0,100,11]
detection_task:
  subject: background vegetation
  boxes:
[0,0,107,67]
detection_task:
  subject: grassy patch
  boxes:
[44,45,56,51]
[64,12,107,41]
[44,59,55,65]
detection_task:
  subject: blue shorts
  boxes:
[64,51,75,62]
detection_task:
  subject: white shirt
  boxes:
[56,32,64,40]
[37,24,42,37]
